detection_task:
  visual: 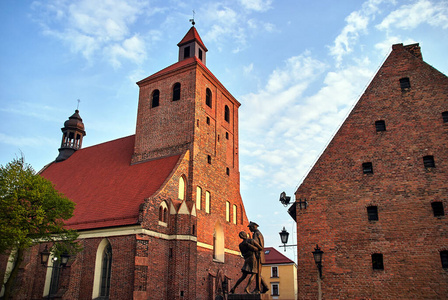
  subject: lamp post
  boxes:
[312,244,324,300]
[40,245,70,299]
[312,244,323,278]
[279,227,297,252]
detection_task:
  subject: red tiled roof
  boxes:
[137,56,198,84]
[177,26,208,51]
[264,247,295,265]
[41,135,181,230]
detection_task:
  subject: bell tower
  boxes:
[55,109,86,162]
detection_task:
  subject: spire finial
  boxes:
[77,99,81,110]
[189,10,195,26]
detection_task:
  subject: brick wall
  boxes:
[293,43,448,299]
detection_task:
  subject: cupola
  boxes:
[55,109,86,162]
[177,26,208,64]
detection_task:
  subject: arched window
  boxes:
[213,222,224,262]
[178,176,186,200]
[151,90,160,108]
[159,201,168,224]
[92,239,112,299]
[173,83,181,101]
[224,105,230,123]
[206,88,212,108]
[43,250,61,298]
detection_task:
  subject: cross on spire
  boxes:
[77,99,81,110]
[189,10,195,26]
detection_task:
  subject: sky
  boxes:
[1,0,447,262]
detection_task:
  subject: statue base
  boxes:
[228,293,270,300]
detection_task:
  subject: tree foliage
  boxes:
[0,156,80,298]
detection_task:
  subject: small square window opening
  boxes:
[372,253,384,270]
[399,77,410,90]
[362,162,373,174]
[431,202,445,217]
[367,206,378,221]
[423,156,435,168]
[375,120,386,132]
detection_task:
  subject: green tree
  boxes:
[0,156,80,299]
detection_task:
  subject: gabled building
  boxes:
[1,26,249,300]
[290,43,448,299]
[261,247,297,300]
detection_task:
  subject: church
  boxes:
[2,26,250,300]
[290,43,448,299]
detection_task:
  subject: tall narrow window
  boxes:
[431,202,445,217]
[224,105,230,123]
[199,48,203,60]
[362,162,373,174]
[441,251,448,268]
[226,167,230,176]
[399,77,410,90]
[205,191,211,214]
[178,176,186,200]
[206,88,212,108]
[173,83,181,101]
[184,46,190,58]
[92,239,112,299]
[213,222,224,262]
[100,244,112,298]
[271,266,278,278]
[271,284,279,296]
[372,253,384,270]
[226,201,230,222]
[49,259,61,297]
[423,155,435,168]
[233,204,237,225]
[375,120,386,132]
[207,155,211,164]
[367,206,379,221]
[159,202,168,224]
[196,186,202,210]
[151,90,160,108]
[442,111,448,123]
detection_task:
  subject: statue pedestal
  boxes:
[228,293,269,300]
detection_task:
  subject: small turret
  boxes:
[56,109,86,162]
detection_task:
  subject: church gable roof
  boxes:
[41,135,181,230]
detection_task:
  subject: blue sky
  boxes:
[1,0,447,261]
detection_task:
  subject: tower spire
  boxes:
[55,109,86,162]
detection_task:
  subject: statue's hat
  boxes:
[248,221,259,227]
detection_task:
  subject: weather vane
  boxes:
[189,10,195,26]
[77,99,80,110]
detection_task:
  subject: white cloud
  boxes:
[239,0,273,12]
[376,0,448,30]
[329,0,388,65]
[32,0,149,67]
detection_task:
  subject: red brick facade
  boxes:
[1,26,249,299]
[290,43,448,299]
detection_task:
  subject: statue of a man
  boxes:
[248,221,269,294]
[229,231,260,294]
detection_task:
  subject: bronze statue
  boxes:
[248,221,269,294]
[229,231,260,294]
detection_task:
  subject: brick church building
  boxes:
[290,43,448,298]
[1,26,250,299]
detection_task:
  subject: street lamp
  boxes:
[279,227,297,252]
[40,245,70,299]
[312,244,323,278]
